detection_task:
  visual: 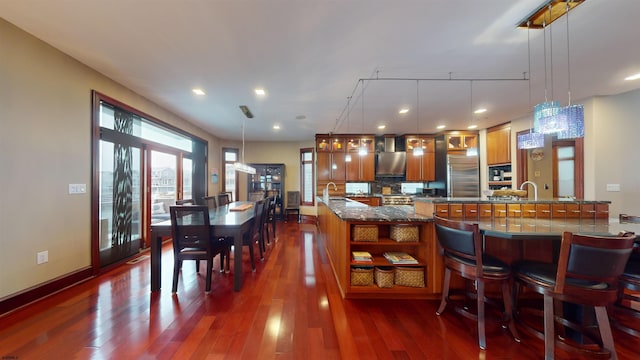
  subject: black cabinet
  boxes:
[248,163,285,220]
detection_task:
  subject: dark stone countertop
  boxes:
[319,197,432,222]
[413,197,611,205]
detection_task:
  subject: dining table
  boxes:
[149,201,255,292]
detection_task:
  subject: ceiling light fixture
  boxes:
[255,88,266,96]
[533,4,567,135]
[474,108,487,114]
[517,0,585,29]
[378,125,386,130]
[437,125,446,130]
[413,80,424,156]
[234,105,256,175]
[359,80,367,156]
[399,108,409,114]
[192,88,205,96]
[625,73,640,81]
[273,125,280,130]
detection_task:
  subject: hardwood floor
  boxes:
[1,221,638,359]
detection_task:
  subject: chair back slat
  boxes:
[202,196,217,209]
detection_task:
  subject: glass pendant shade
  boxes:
[517,132,545,149]
[234,162,256,174]
[557,104,584,139]
[534,101,568,134]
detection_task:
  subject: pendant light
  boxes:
[518,20,545,149]
[413,80,424,156]
[557,1,584,139]
[358,80,367,156]
[234,105,256,174]
[345,96,352,162]
[533,3,567,135]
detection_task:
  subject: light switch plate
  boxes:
[606,184,621,192]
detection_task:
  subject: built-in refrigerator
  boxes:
[446,154,480,197]
[433,135,480,197]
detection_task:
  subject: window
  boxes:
[301,148,314,205]
[223,148,239,202]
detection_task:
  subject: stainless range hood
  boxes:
[376,135,406,177]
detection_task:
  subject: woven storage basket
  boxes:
[394,266,425,288]
[352,225,378,242]
[390,224,419,242]
[351,267,374,286]
[374,266,395,288]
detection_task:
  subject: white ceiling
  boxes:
[2,0,639,141]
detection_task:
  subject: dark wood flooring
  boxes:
[1,221,638,359]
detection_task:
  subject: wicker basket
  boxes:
[352,225,378,242]
[394,266,425,288]
[390,224,419,242]
[374,266,395,288]
[351,267,374,286]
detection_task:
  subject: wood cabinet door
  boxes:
[317,152,331,181]
[486,126,510,165]
[405,152,422,181]
[345,156,359,181]
[331,153,346,181]
[360,153,375,181]
[421,152,435,181]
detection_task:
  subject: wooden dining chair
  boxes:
[218,193,231,206]
[202,196,217,209]
[284,191,300,223]
[264,195,277,245]
[241,199,265,270]
[175,199,195,205]
[169,205,228,293]
[513,231,636,359]
[434,215,520,350]
[611,216,640,337]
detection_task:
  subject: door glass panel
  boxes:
[557,159,574,197]
[99,140,141,266]
[151,151,177,224]
[182,158,193,201]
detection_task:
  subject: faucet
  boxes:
[520,181,538,201]
[324,182,338,203]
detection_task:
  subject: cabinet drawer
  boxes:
[479,204,493,218]
[565,204,581,219]
[537,204,551,219]
[580,204,596,219]
[464,204,478,220]
[493,204,507,218]
[552,204,567,219]
[522,204,537,218]
[435,204,449,218]
[595,204,609,219]
[507,203,522,218]
[449,203,463,219]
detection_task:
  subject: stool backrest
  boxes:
[434,216,484,275]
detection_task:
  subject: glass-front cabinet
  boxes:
[248,163,285,220]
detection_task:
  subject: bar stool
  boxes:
[513,231,635,359]
[611,215,640,337]
[434,216,520,350]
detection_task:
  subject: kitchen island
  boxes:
[319,196,636,299]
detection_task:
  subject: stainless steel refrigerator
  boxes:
[446,154,480,197]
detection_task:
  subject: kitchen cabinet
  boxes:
[446,133,477,152]
[405,136,435,181]
[486,123,511,165]
[345,136,375,181]
[317,135,347,196]
[248,163,284,220]
[347,196,381,206]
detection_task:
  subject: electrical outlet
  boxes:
[37,250,48,264]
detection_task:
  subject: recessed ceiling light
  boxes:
[255,88,266,95]
[437,125,446,130]
[624,73,640,81]
[474,108,487,114]
[295,115,306,120]
[378,125,386,130]
[398,108,409,114]
[467,124,478,129]
[273,125,280,130]
[192,88,205,96]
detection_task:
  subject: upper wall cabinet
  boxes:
[486,123,511,165]
[446,133,477,152]
[405,135,435,181]
[345,135,375,181]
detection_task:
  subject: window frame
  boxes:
[300,147,314,206]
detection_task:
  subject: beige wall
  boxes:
[0,19,229,298]
[510,90,640,218]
